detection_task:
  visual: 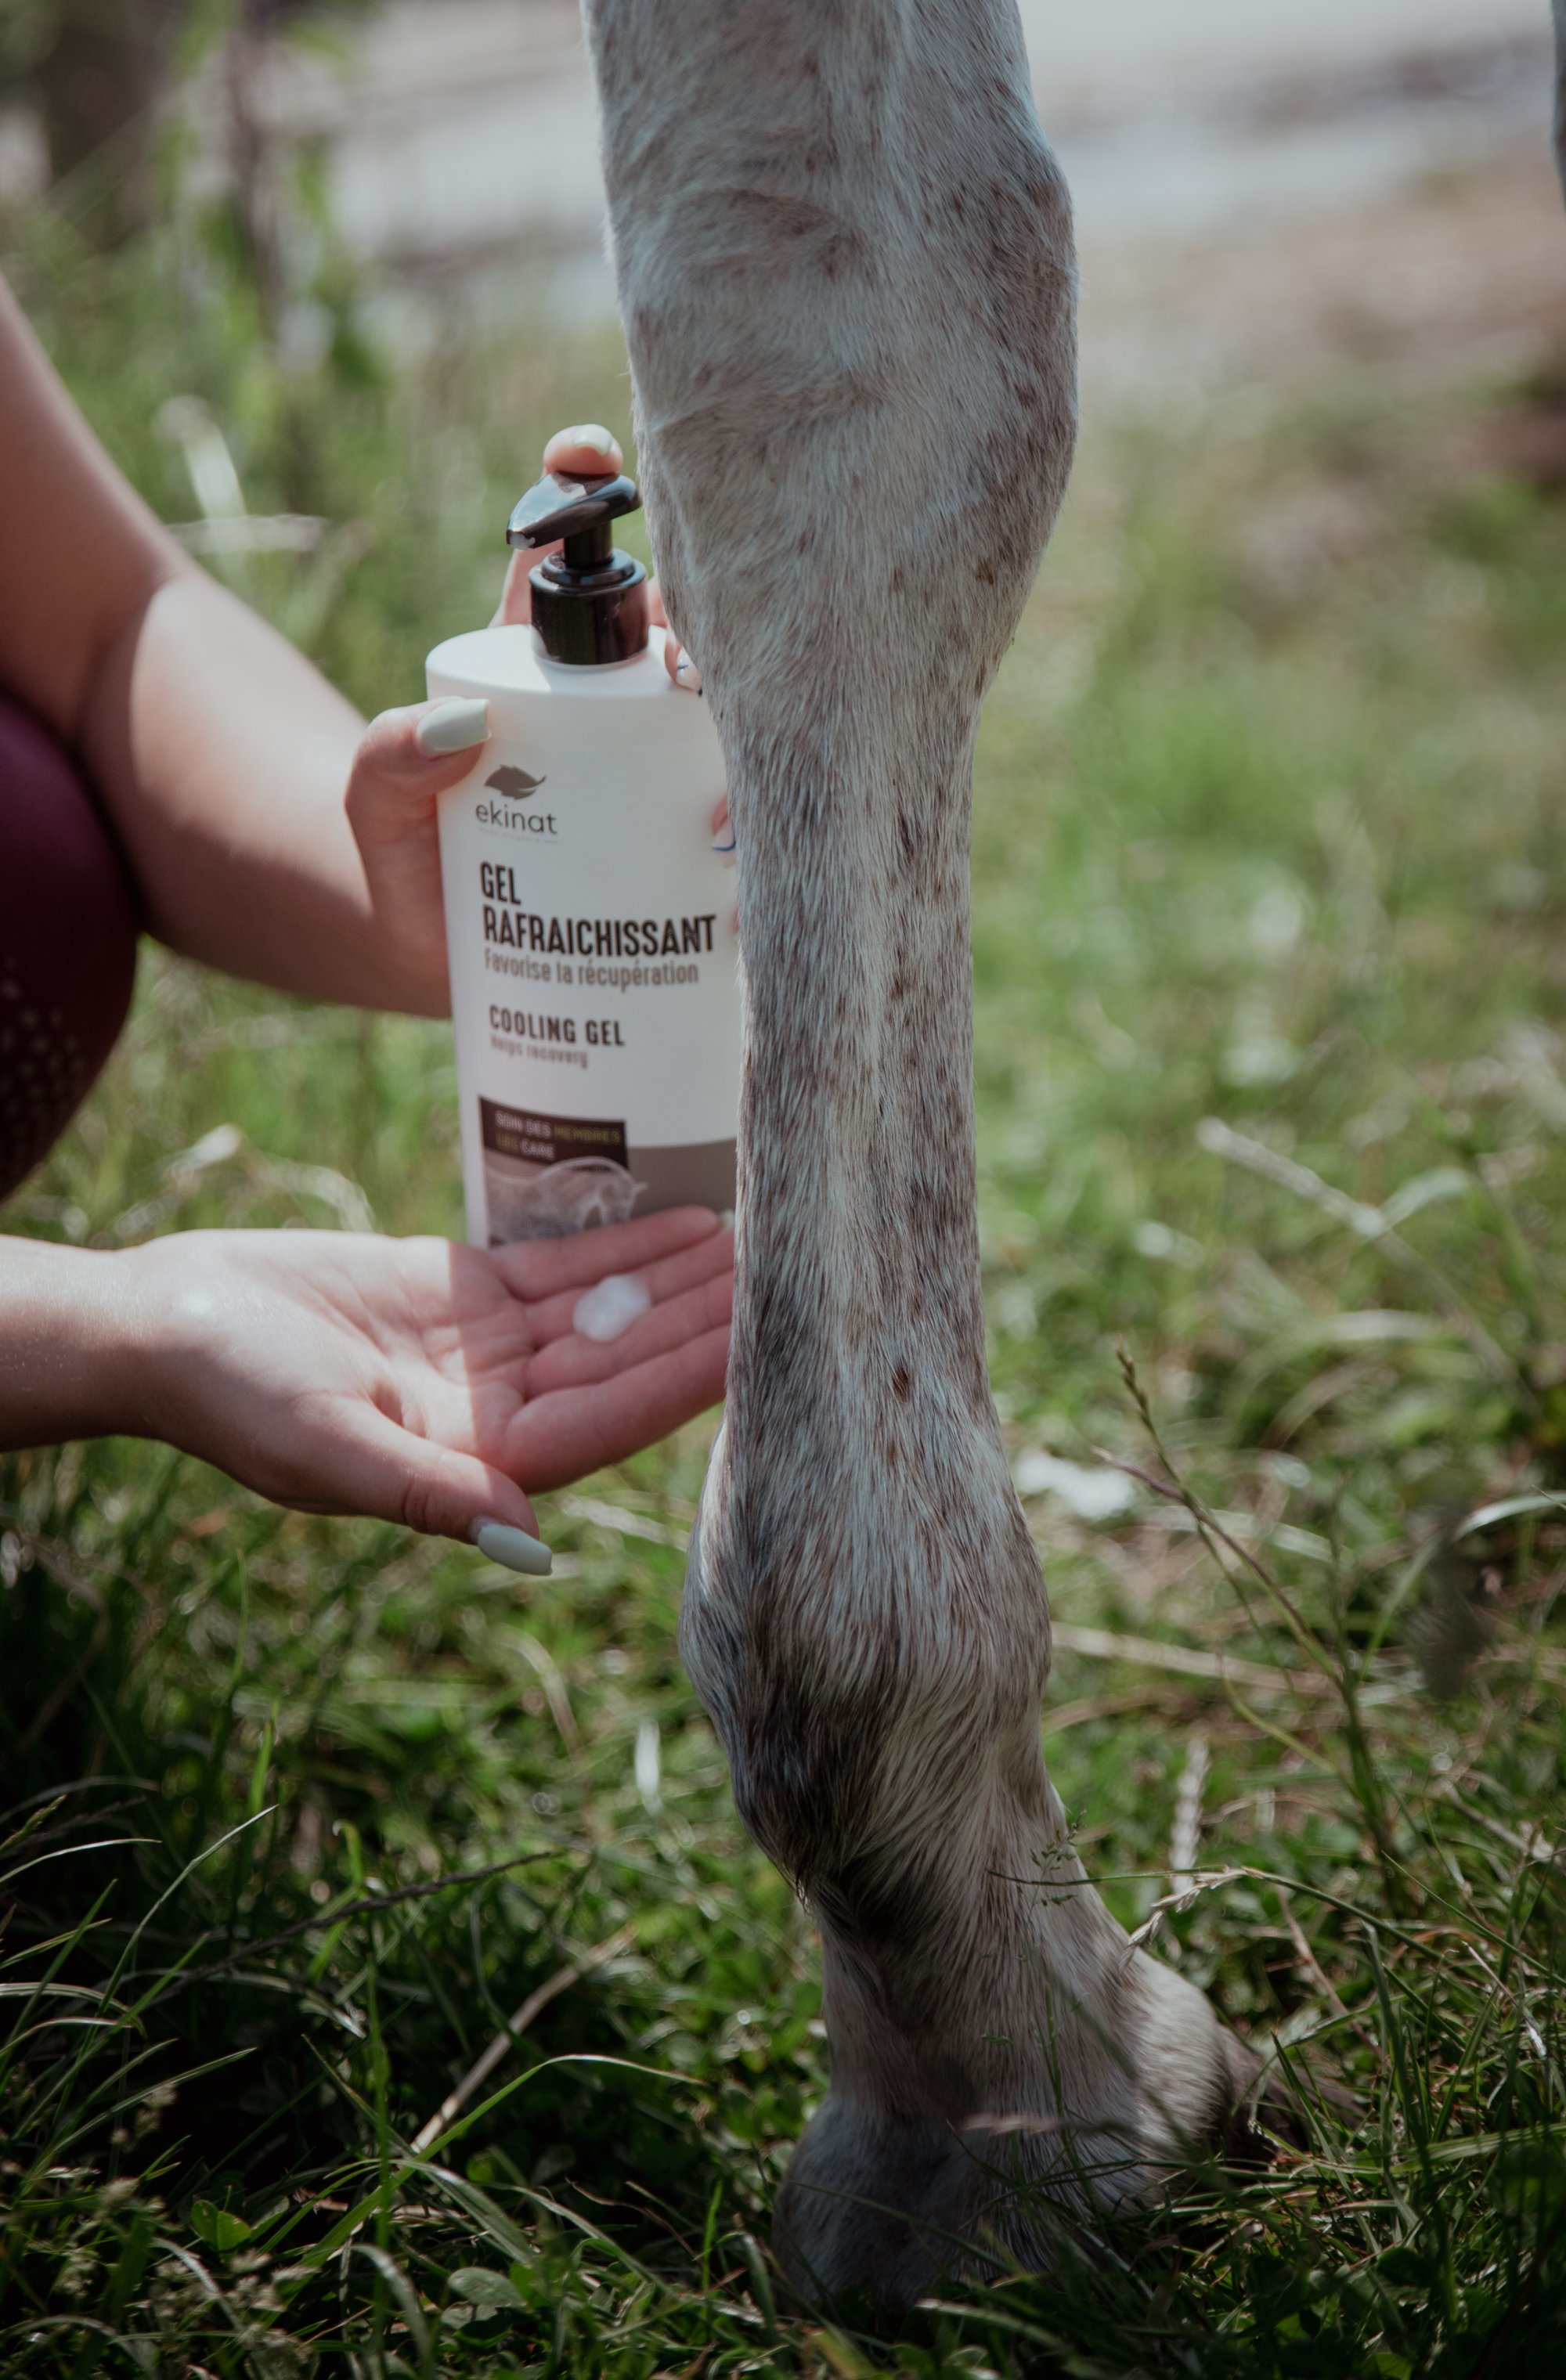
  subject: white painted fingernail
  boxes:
[712,824,736,854]
[472,1520,552,1575]
[674,654,703,696]
[417,698,490,756]
[561,421,616,456]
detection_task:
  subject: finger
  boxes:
[542,423,623,476]
[316,1406,543,1548]
[345,700,490,843]
[525,1225,734,1351]
[492,430,625,628]
[664,633,703,694]
[525,1267,733,1397]
[491,1206,721,1304]
[507,1325,731,1494]
[649,580,669,629]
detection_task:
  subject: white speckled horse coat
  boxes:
[580,0,1259,2305]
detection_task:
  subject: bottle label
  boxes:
[478,1096,643,1238]
[480,1098,629,1171]
[438,711,739,1244]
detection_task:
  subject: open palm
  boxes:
[132,1206,731,1545]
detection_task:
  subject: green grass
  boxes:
[3,197,1566,2374]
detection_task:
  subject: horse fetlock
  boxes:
[680,1519,1052,1897]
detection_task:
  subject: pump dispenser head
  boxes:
[507,465,649,666]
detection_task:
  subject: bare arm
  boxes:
[84,575,437,1011]
[0,1210,732,1548]
[0,294,666,1019]
[0,276,460,1012]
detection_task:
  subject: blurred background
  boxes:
[3,5,1561,331]
[4,9,1566,2371]
[2,1,1562,686]
[2,2,1561,660]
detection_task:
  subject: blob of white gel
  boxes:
[572,1272,652,1342]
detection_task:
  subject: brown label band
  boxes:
[479,1098,628,1170]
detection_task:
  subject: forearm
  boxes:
[0,276,446,1020]
[78,574,446,1016]
[0,1238,151,1450]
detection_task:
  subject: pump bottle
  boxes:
[428,455,738,1244]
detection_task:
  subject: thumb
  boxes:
[345,1412,550,1567]
[345,700,491,849]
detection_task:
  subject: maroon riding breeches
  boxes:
[0,694,139,1202]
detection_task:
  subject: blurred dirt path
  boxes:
[1082,155,1566,399]
[282,2,1564,404]
[301,0,1552,278]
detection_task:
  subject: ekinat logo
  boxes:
[476,765,558,838]
[485,765,546,799]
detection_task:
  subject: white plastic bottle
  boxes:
[428,456,739,1245]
